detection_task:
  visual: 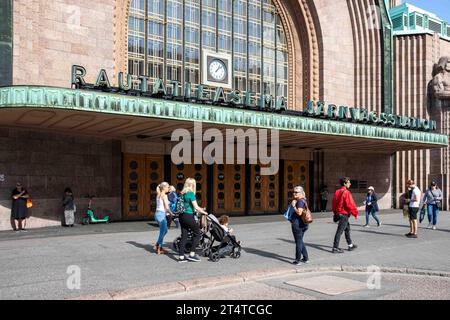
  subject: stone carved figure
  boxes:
[433,56,450,99]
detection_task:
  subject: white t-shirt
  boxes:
[409,187,421,208]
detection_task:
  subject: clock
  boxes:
[202,51,232,88]
[208,59,227,82]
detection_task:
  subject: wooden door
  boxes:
[249,164,279,214]
[171,163,208,208]
[123,154,146,220]
[144,156,165,219]
[284,160,310,205]
[123,154,164,220]
[213,164,246,216]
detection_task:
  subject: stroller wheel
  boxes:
[232,251,241,259]
[209,252,220,262]
[172,238,180,252]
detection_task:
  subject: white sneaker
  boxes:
[427,223,432,229]
[432,226,437,230]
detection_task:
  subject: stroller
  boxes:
[172,213,211,255]
[203,214,242,262]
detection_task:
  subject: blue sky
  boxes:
[402,0,450,23]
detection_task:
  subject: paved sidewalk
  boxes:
[0,210,449,300]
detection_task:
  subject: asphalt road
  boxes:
[0,210,449,300]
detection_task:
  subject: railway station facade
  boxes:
[0,0,449,229]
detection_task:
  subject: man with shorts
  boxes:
[406,180,421,238]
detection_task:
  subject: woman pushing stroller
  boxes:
[178,178,209,263]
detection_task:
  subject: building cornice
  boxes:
[0,86,447,148]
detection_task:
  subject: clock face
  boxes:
[208,59,227,81]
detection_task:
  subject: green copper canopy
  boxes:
[0,86,447,147]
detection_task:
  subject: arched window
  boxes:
[128,0,288,102]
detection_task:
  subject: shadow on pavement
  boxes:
[353,229,405,237]
[277,237,334,253]
[126,241,183,262]
[126,241,155,254]
[243,247,293,264]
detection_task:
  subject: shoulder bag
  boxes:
[302,200,313,224]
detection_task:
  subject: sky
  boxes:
[402,0,450,23]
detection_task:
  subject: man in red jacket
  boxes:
[331,177,359,253]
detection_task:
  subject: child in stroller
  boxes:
[204,214,242,262]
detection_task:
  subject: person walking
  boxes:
[154,182,172,254]
[363,186,381,227]
[331,177,358,253]
[320,186,329,212]
[178,178,208,263]
[62,188,76,227]
[11,182,30,232]
[405,180,421,238]
[167,185,180,229]
[423,181,443,230]
[290,186,310,265]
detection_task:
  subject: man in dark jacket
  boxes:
[331,177,359,253]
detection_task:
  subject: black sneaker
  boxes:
[178,256,188,263]
[332,248,344,254]
[348,244,358,251]
[292,260,301,265]
[187,254,201,262]
[407,234,418,239]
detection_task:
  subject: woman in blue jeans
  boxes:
[363,186,381,227]
[154,182,172,254]
[423,182,443,230]
[290,186,310,265]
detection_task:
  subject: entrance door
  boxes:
[123,154,164,220]
[213,164,246,216]
[171,163,208,208]
[284,160,310,204]
[249,164,279,214]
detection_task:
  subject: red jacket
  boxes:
[332,187,358,218]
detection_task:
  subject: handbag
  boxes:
[419,206,426,223]
[402,204,409,218]
[284,205,294,221]
[26,198,33,209]
[302,201,313,224]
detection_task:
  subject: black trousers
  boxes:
[320,200,328,211]
[333,214,353,249]
[179,213,201,256]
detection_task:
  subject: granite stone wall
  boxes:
[0,127,122,230]
[323,151,392,211]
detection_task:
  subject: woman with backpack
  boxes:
[177,178,208,263]
[167,185,179,229]
[154,182,172,255]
